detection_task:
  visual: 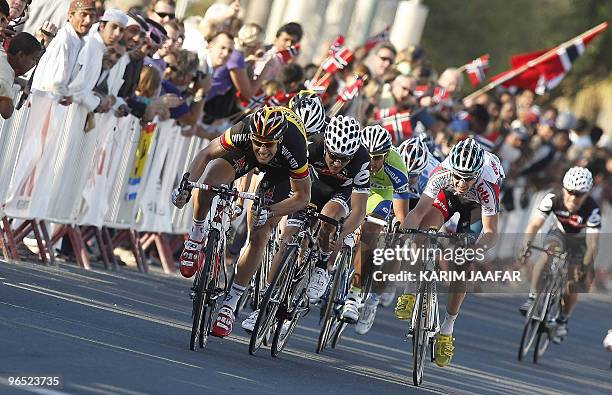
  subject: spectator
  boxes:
[279,63,304,93]
[253,22,303,79]
[396,44,425,76]
[147,0,175,25]
[437,67,463,98]
[0,32,43,118]
[143,18,167,72]
[31,0,96,104]
[367,42,396,81]
[0,0,10,41]
[161,48,209,126]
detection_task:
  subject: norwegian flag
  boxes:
[329,35,345,55]
[490,23,607,94]
[432,86,450,104]
[266,91,289,106]
[236,90,266,109]
[336,76,366,103]
[373,106,398,121]
[379,110,412,143]
[465,54,490,87]
[276,44,301,64]
[363,26,390,52]
[322,46,354,74]
[413,85,429,99]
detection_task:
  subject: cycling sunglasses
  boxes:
[564,188,587,197]
[251,136,280,148]
[326,150,353,164]
[452,173,477,183]
[370,153,386,161]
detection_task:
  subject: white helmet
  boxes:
[449,137,484,177]
[361,125,392,155]
[289,90,326,135]
[563,167,592,193]
[325,115,361,157]
[398,137,429,175]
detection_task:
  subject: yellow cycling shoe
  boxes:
[395,293,416,320]
[435,334,455,367]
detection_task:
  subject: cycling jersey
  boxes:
[370,147,410,199]
[424,151,505,216]
[407,150,441,199]
[307,133,371,194]
[537,190,601,234]
[220,108,309,179]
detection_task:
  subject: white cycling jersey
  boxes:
[423,151,505,216]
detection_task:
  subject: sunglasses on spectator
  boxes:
[378,55,394,63]
[155,11,175,19]
[452,173,477,183]
[251,137,279,148]
[564,188,587,197]
[327,150,353,164]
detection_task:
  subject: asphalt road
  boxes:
[1,259,611,395]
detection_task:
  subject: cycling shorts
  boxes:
[367,190,392,220]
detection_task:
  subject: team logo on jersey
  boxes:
[476,182,490,204]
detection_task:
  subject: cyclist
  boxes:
[398,137,505,367]
[519,167,601,343]
[240,115,370,331]
[171,106,312,338]
[289,89,327,136]
[349,125,411,334]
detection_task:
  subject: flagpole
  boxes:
[462,21,608,104]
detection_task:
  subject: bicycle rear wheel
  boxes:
[190,230,219,351]
[249,245,294,355]
[412,281,428,386]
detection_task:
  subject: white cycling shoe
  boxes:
[341,298,360,323]
[242,310,259,332]
[378,292,395,307]
[307,268,331,301]
[356,296,378,335]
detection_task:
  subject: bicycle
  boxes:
[179,174,260,351]
[249,204,341,356]
[317,220,360,355]
[394,227,473,386]
[517,244,568,363]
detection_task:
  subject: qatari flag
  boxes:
[465,54,490,87]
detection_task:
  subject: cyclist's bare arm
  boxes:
[235,170,255,207]
[268,176,311,217]
[342,191,368,238]
[583,231,600,267]
[522,215,546,250]
[186,138,228,182]
[478,214,499,250]
[392,197,409,223]
[401,194,434,229]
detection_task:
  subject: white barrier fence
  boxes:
[0,85,199,240]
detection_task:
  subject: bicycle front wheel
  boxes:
[190,230,219,351]
[249,245,294,355]
[518,289,548,361]
[412,281,429,386]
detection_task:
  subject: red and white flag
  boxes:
[266,91,289,106]
[364,26,390,52]
[329,35,345,55]
[432,86,449,104]
[379,110,412,143]
[276,44,301,64]
[336,76,366,103]
[322,46,354,74]
[465,54,490,87]
[373,106,398,121]
[490,24,607,94]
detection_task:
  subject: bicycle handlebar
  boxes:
[180,173,260,203]
[395,228,477,246]
[523,243,568,260]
